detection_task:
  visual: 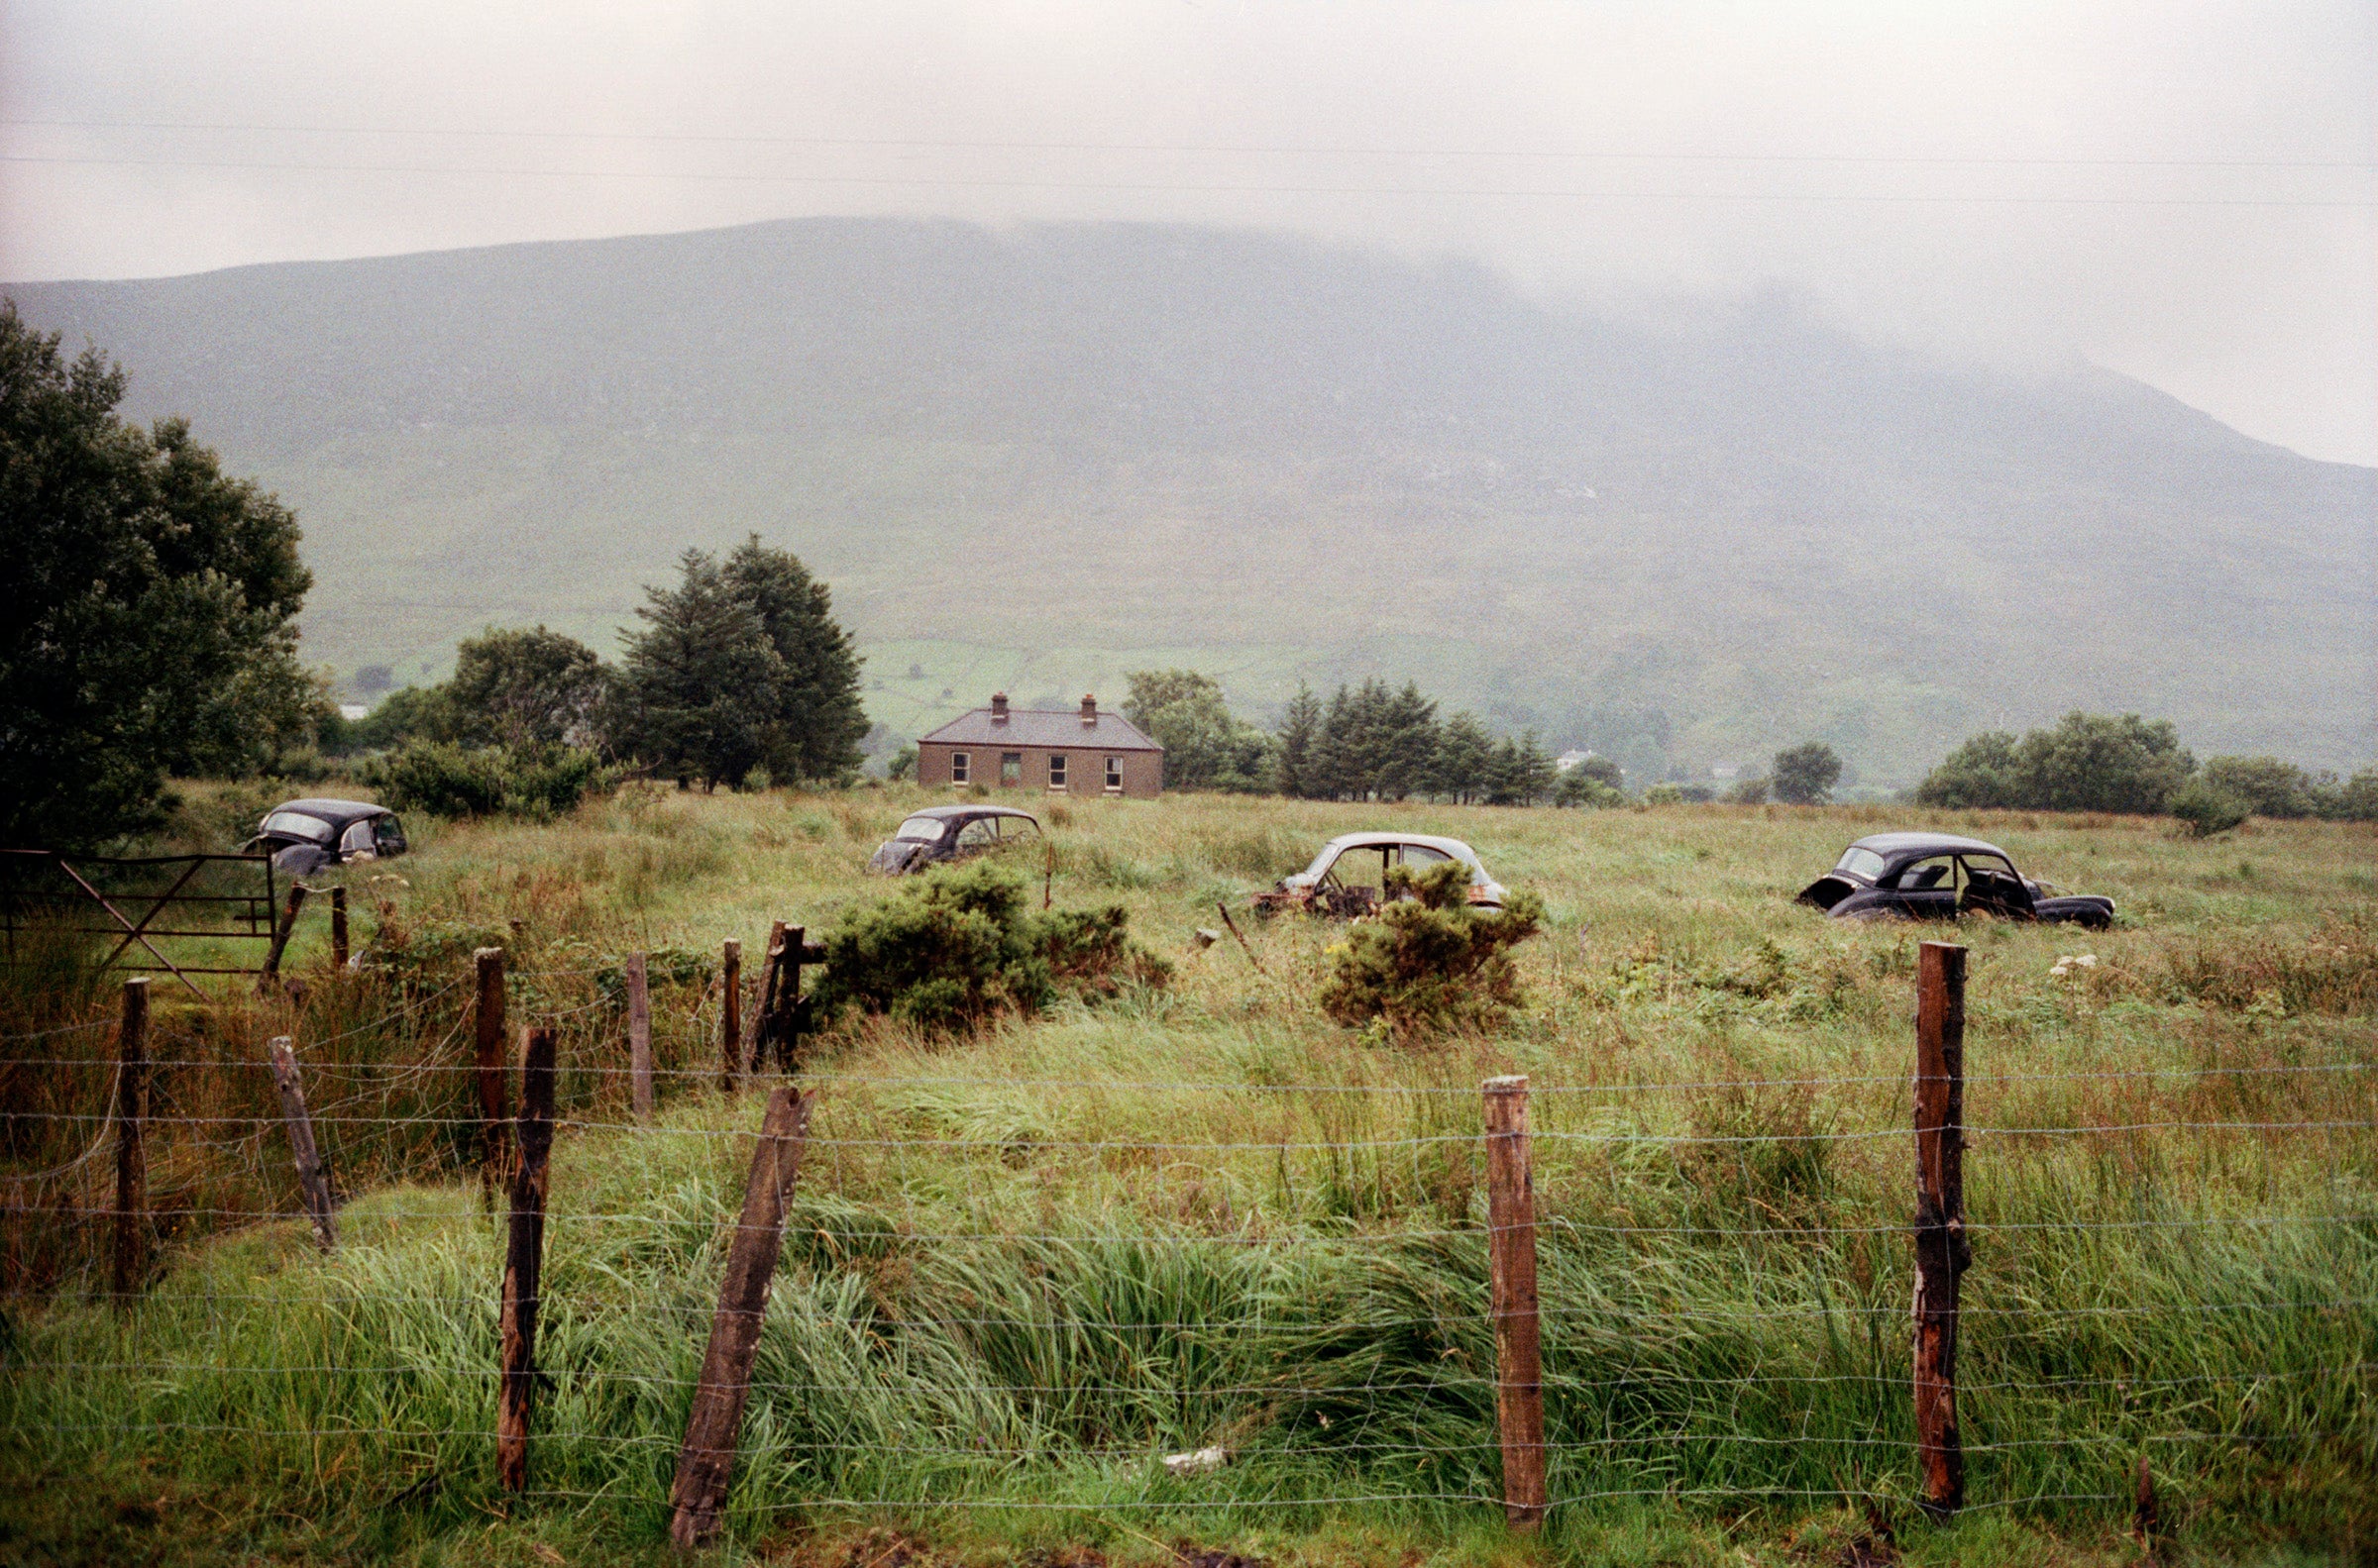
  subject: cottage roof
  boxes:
[918,706,1163,752]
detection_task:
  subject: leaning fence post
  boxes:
[259,882,309,988]
[112,977,150,1301]
[627,951,653,1121]
[475,948,511,1193]
[669,1085,816,1548]
[267,1036,337,1251]
[719,938,742,1093]
[1482,1074,1548,1529]
[744,922,785,1075]
[329,886,349,971]
[498,1025,558,1494]
[1912,940,1970,1519]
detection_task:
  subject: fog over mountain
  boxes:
[12,217,2371,783]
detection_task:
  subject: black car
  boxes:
[1796,832,2114,928]
[247,798,409,878]
[866,805,1042,875]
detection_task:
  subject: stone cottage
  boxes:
[915,693,1164,797]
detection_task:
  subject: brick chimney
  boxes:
[1080,693,1098,726]
[990,691,1010,724]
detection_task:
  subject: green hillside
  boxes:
[11,219,2371,784]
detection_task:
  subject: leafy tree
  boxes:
[721,535,868,781]
[2169,779,2249,838]
[1573,755,1624,790]
[445,626,609,750]
[2338,770,2378,822]
[612,549,786,789]
[1771,742,1844,805]
[1725,775,1771,805]
[1122,669,1269,790]
[1,302,313,847]
[1912,730,2022,808]
[1272,682,1323,797]
[338,685,454,753]
[2200,756,2320,819]
[1914,712,2197,815]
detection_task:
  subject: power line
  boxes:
[6,117,2369,171]
[4,153,2371,209]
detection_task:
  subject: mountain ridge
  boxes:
[11,216,2370,783]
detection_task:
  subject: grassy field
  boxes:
[2,785,2373,1567]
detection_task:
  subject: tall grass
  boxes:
[2,787,2373,1562]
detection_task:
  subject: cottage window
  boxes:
[949,752,970,784]
[1000,752,1023,786]
[1104,757,1124,792]
[1048,754,1067,788]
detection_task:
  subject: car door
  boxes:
[952,815,1001,860]
[1886,855,1960,921]
[1957,853,2035,919]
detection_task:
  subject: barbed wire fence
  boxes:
[1,936,2373,1549]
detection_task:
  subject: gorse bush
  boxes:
[811,861,1168,1034]
[363,740,608,819]
[1318,859,1544,1038]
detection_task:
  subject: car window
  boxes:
[1399,844,1454,867]
[375,817,406,854]
[955,817,999,849]
[1324,846,1389,889]
[340,819,378,855]
[1892,855,1956,891]
[894,815,946,842]
[1835,846,1889,881]
[1001,817,1040,838]
[262,811,334,843]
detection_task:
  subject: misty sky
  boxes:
[3,1,2371,465]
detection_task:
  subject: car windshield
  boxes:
[1834,846,1888,881]
[262,811,334,844]
[893,815,946,842]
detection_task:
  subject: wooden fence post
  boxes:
[669,1085,816,1548]
[1482,1075,1548,1529]
[744,921,785,1076]
[259,883,309,987]
[498,1025,558,1494]
[329,886,349,971]
[1912,940,1970,1520]
[475,948,510,1192]
[627,952,653,1121]
[778,925,810,1072]
[719,938,742,1093]
[268,1036,337,1251]
[112,977,150,1301]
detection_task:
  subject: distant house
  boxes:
[1555,749,1596,773]
[1710,762,1742,782]
[916,693,1164,798]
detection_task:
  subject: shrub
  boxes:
[2170,779,2250,838]
[1725,775,1770,805]
[1554,770,1626,808]
[1915,712,2193,813]
[811,861,1167,1035]
[363,741,608,819]
[2201,755,2321,819]
[1317,860,1543,1039]
[1643,784,1684,807]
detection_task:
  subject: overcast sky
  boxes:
[4,0,2371,464]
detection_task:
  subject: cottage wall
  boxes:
[917,741,1162,798]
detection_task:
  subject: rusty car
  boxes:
[245,798,409,878]
[1795,831,2113,927]
[866,804,1042,875]
[1252,832,1508,917]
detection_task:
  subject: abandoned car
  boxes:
[1796,832,2114,927]
[866,804,1042,875]
[247,798,409,877]
[1253,833,1509,917]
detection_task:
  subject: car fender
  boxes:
[1824,889,1915,922]
[2032,894,2115,929]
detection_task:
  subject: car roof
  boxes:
[266,798,391,829]
[1319,832,1487,861]
[900,804,1040,824]
[1846,831,2009,860]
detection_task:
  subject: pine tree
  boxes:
[1272,682,1323,797]
[722,535,869,781]
[613,550,786,789]
[1375,681,1442,800]
[1432,712,1495,803]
